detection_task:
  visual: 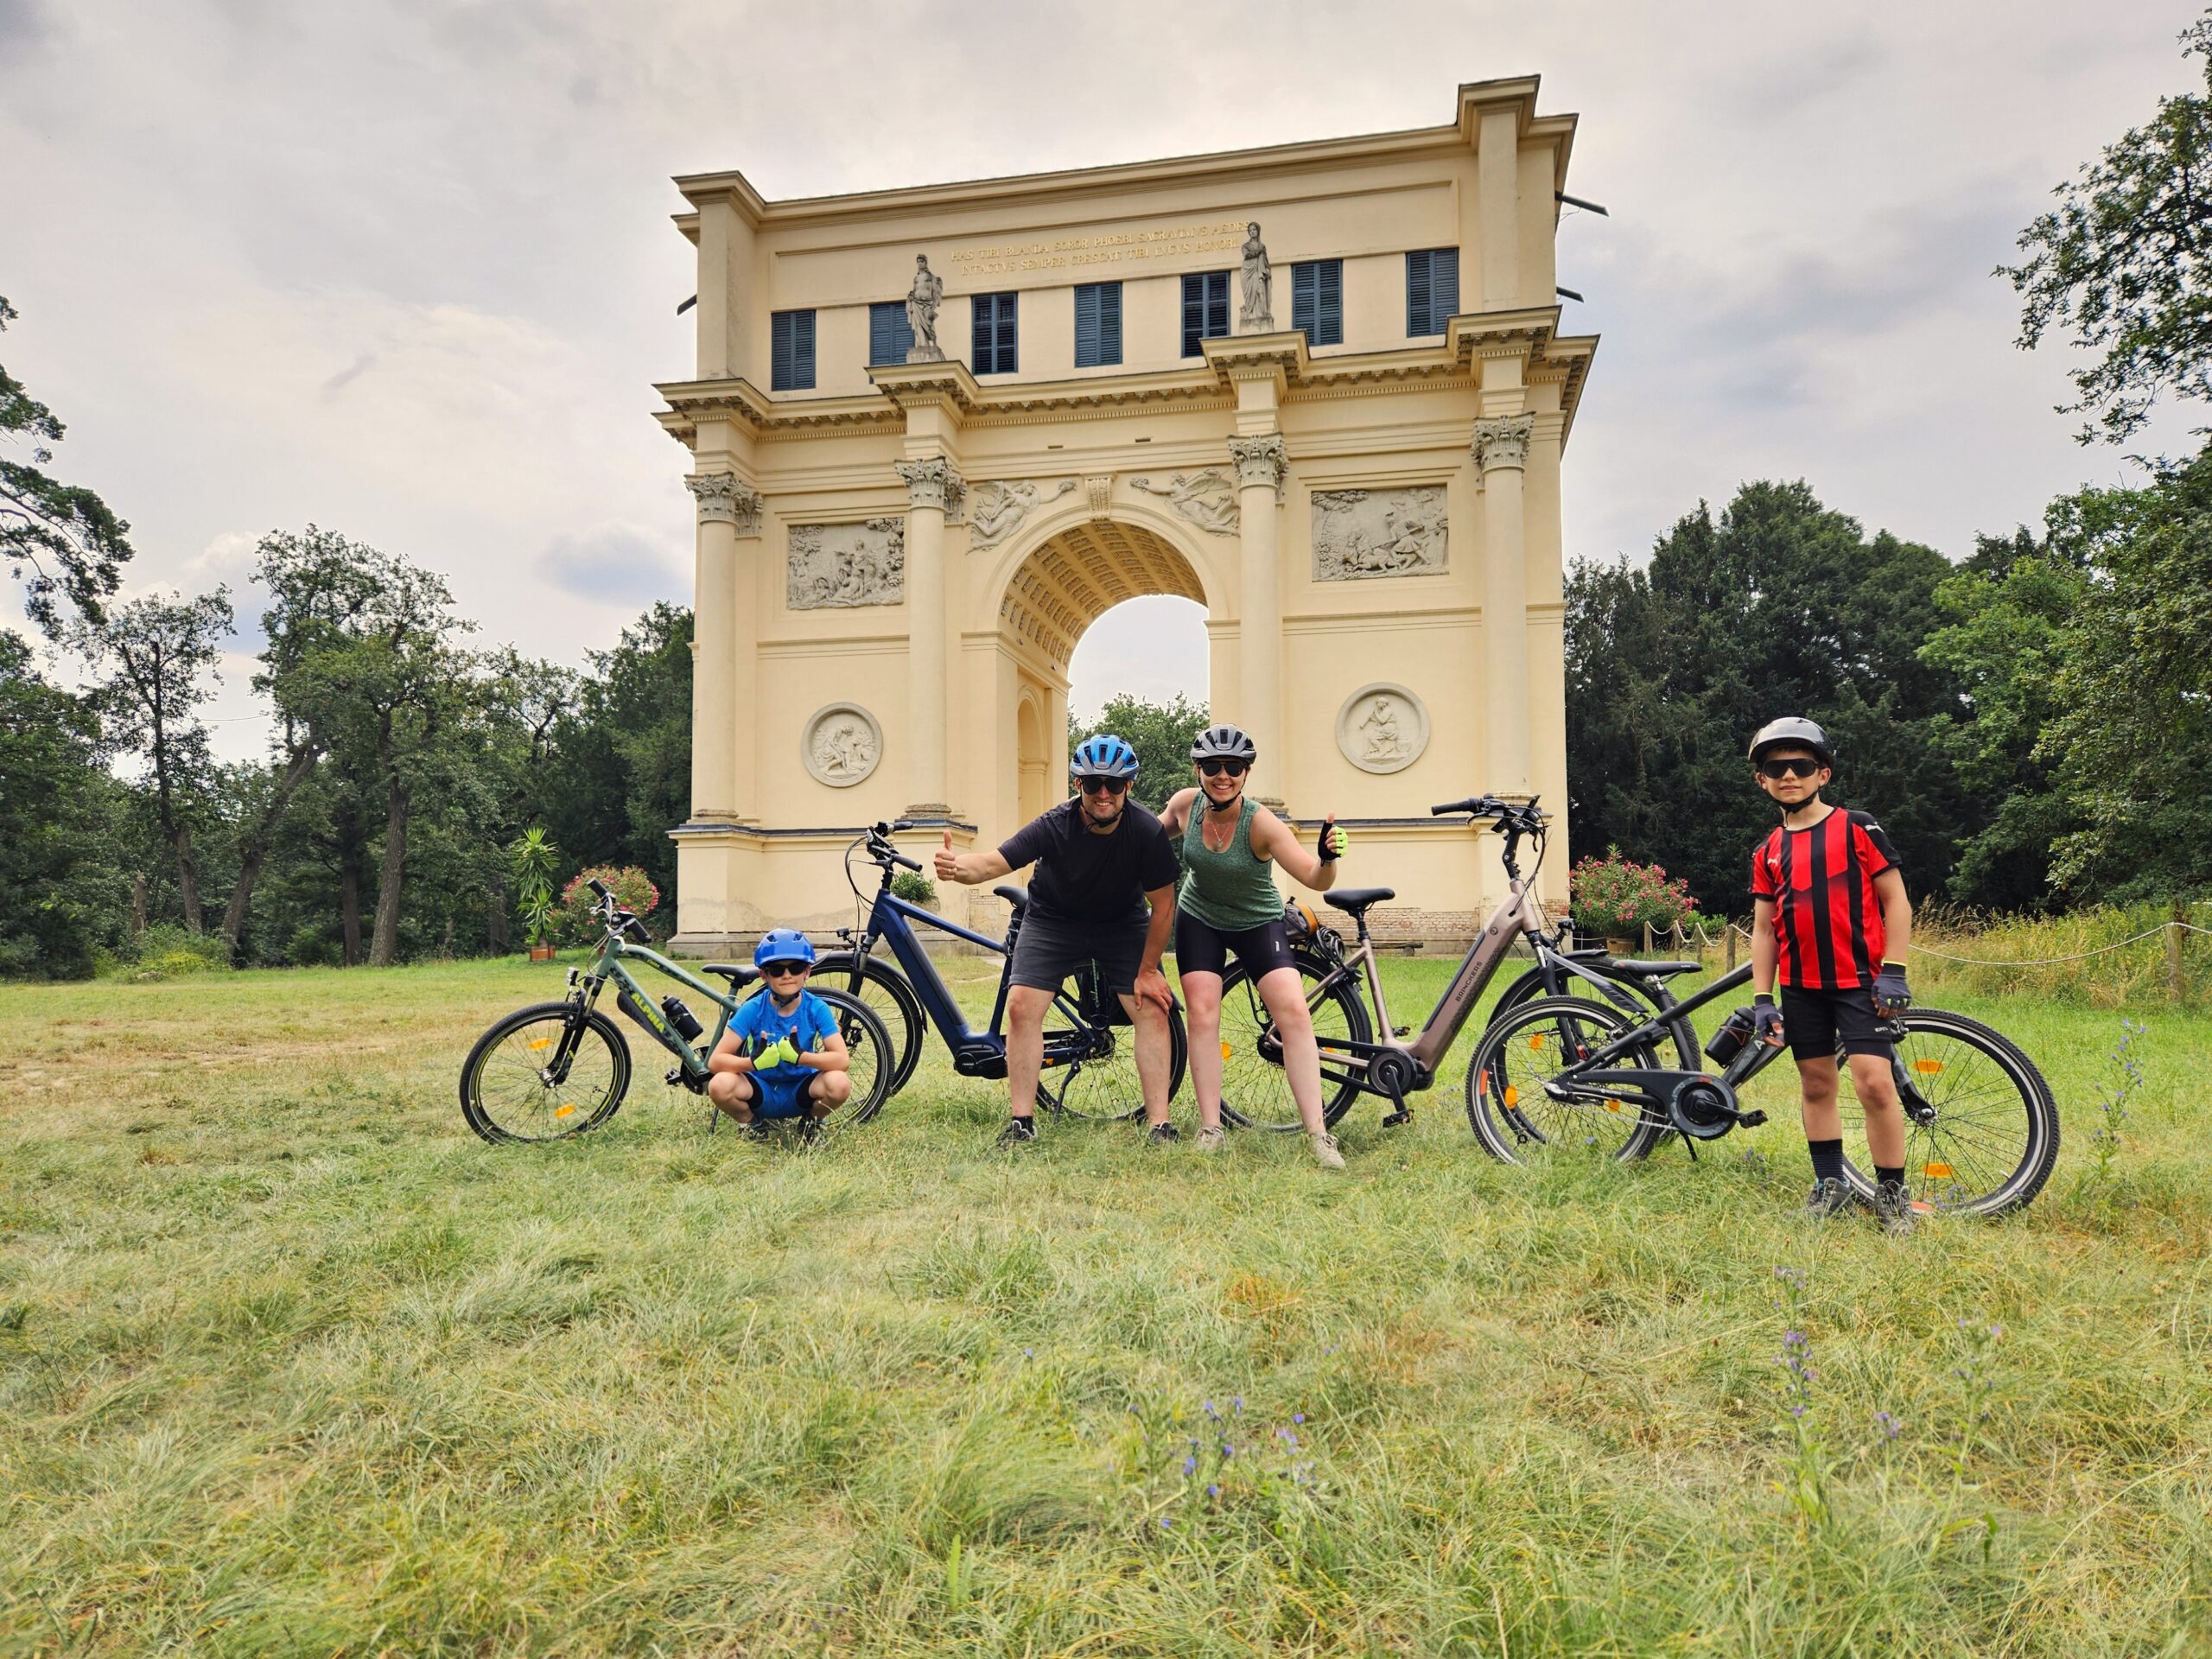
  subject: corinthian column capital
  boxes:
[685,471,762,537]
[1227,432,1287,499]
[1471,416,1535,474]
[895,456,965,513]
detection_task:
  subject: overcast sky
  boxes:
[3,0,2200,757]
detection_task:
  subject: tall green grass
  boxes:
[0,956,2206,1655]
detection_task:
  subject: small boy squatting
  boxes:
[706,927,851,1135]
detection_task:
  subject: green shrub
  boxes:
[890,871,939,908]
[130,924,228,975]
[1568,847,1700,940]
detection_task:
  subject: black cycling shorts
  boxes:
[1007,912,1147,995]
[1780,984,1891,1059]
[1173,911,1294,982]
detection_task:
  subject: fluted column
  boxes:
[895,456,962,816]
[684,472,760,822]
[1472,416,1535,795]
[1228,433,1288,805]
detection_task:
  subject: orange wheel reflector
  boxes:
[1913,1058,1944,1074]
[1222,1041,1234,1061]
[1605,1100,1621,1113]
[1503,1085,1519,1108]
[554,1103,576,1118]
[1922,1161,1954,1179]
[1529,1035,1545,1051]
[528,1037,552,1051]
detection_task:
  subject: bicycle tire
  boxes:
[806,951,925,1095]
[461,1001,632,1145]
[1831,1007,2060,1217]
[1491,961,1700,1071]
[1041,968,1189,1122]
[1214,949,1371,1131]
[1463,995,1667,1165]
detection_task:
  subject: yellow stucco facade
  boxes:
[658,79,1596,950]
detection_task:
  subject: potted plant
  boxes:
[1568,847,1700,955]
[511,828,561,961]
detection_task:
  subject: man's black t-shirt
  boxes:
[997,798,1179,925]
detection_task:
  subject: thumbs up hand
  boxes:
[1318,813,1347,862]
[933,828,963,883]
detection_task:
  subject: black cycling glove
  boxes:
[1317,817,1345,862]
[1750,995,1785,1046]
[1872,961,1910,1014]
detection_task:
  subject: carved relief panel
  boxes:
[801,702,882,787]
[1335,683,1430,775]
[1311,486,1447,581]
[786,518,906,609]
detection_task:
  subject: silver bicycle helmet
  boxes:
[1189,723,1258,764]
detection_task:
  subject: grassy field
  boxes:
[1,952,2207,1656]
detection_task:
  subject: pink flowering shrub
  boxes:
[1568,847,1700,940]
[557,865,661,944]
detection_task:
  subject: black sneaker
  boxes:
[1872,1179,1922,1236]
[1146,1121,1180,1146]
[996,1117,1039,1148]
[1803,1176,1853,1218]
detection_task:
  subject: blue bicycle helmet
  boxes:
[753,927,817,970]
[1070,733,1140,780]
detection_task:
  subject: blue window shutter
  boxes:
[1318,259,1342,346]
[1292,262,1317,340]
[1407,252,1433,336]
[1182,273,1204,357]
[1075,285,1099,367]
[771,308,813,390]
[998,291,1018,373]
[1207,271,1228,340]
[1433,250,1458,330]
[1099,281,1121,365]
[772,312,791,389]
[869,301,912,366]
[972,294,992,372]
[793,308,815,387]
[971,292,1016,373]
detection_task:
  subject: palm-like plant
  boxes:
[510,828,560,951]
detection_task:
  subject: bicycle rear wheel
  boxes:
[461,1001,632,1145]
[1042,964,1188,1122]
[806,951,925,1096]
[1833,1007,2059,1216]
[1215,950,1370,1130]
[1463,995,1667,1165]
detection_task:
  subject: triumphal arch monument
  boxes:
[658,79,1597,950]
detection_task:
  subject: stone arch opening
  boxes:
[997,517,1209,680]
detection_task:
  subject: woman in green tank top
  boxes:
[1160,723,1350,1166]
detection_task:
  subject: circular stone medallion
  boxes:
[802,702,883,787]
[1335,683,1429,775]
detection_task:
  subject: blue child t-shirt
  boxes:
[728,989,836,1088]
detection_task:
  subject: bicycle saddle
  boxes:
[1322,887,1395,915]
[993,883,1030,911]
[699,963,762,988]
[1610,958,1700,977]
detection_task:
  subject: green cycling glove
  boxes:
[1317,818,1348,861]
[753,1034,801,1068]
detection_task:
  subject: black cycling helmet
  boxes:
[1189,723,1258,764]
[1748,716,1834,769]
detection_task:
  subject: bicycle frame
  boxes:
[550,927,748,1090]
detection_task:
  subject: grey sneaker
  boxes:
[1803,1176,1853,1218]
[1146,1121,1181,1146]
[996,1116,1039,1148]
[1194,1124,1226,1153]
[1872,1179,1921,1236]
[1309,1131,1346,1170]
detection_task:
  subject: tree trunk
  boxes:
[131,874,148,941]
[172,821,203,932]
[370,772,409,967]
[486,884,510,953]
[219,741,320,956]
[338,816,365,968]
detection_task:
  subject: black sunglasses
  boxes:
[1757,756,1826,779]
[1077,775,1130,795]
[762,960,810,976]
[1197,759,1249,778]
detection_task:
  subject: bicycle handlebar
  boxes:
[866,821,923,872]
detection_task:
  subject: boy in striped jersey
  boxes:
[1745,718,1921,1234]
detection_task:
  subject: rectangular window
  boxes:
[1074,281,1122,368]
[868,301,914,367]
[1291,259,1344,347]
[1405,248,1460,338]
[770,308,815,391]
[971,290,1018,374]
[1181,270,1230,357]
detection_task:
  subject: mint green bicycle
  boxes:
[460,879,893,1143]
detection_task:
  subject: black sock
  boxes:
[1808,1139,1846,1183]
[1875,1165,1905,1189]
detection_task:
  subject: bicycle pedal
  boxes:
[1381,1109,1414,1128]
[1739,1109,1767,1128]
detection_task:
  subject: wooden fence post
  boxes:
[1726,925,1738,973]
[2171,897,2188,1002]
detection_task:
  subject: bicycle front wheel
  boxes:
[1215,950,1371,1131]
[1463,995,1666,1165]
[807,951,925,1096]
[461,1001,632,1145]
[1834,1007,2059,1216]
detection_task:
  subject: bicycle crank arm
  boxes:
[1568,1067,1759,1141]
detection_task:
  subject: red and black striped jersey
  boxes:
[1749,808,1902,989]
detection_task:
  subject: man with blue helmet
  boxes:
[935,733,1180,1147]
[704,928,853,1133]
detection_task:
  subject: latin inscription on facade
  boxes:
[950,219,1248,278]
[787,518,906,609]
[1312,486,1447,580]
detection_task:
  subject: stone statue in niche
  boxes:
[1128,468,1241,536]
[906,256,945,363]
[1357,696,1410,764]
[1239,222,1273,331]
[968,479,1078,550]
[787,518,906,609]
[1311,486,1448,580]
